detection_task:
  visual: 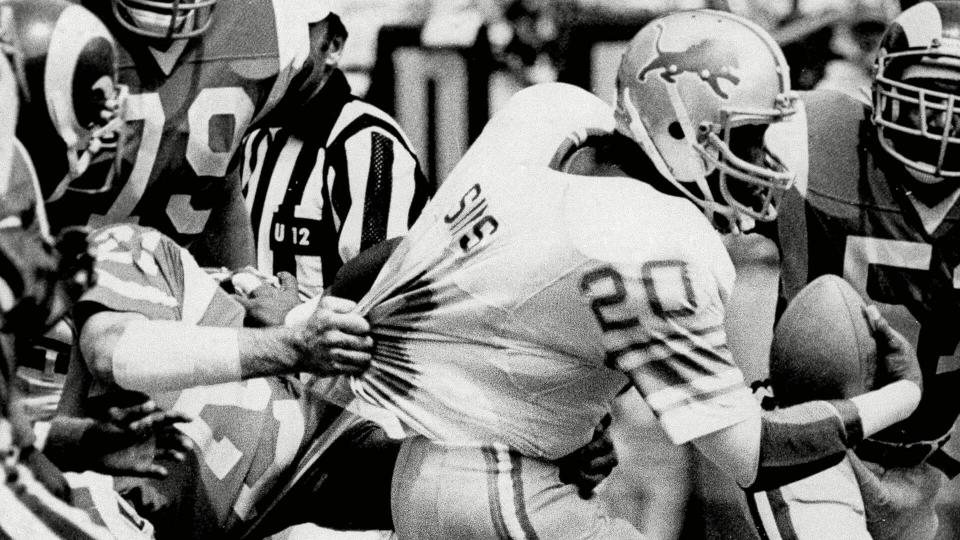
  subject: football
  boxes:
[769,274,877,406]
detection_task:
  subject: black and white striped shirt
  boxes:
[242,89,431,299]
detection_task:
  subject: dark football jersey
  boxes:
[4,142,73,425]
[45,0,331,249]
[77,223,338,536]
[771,89,960,442]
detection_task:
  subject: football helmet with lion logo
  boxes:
[615,9,797,230]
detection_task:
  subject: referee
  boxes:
[236,16,431,538]
[241,14,432,299]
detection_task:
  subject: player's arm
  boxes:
[688,308,921,491]
[79,224,369,390]
[79,296,372,393]
[190,159,255,269]
[609,240,920,492]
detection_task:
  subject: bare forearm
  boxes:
[82,300,371,392]
[83,314,300,391]
[695,381,921,491]
[237,325,305,379]
[109,321,303,391]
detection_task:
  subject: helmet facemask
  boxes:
[873,51,960,181]
[696,98,797,223]
[112,0,215,41]
[617,85,797,233]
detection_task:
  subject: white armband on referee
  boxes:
[112,320,242,392]
[283,295,322,327]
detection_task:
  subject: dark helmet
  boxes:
[873,1,960,183]
[3,0,127,201]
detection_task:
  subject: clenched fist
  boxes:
[295,295,373,376]
[863,305,922,394]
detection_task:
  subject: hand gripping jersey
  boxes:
[76,224,336,536]
[43,0,331,248]
[767,89,960,444]
[327,164,758,460]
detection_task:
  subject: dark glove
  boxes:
[863,305,922,393]
[235,271,302,327]
[555,414,618,499]
[45,390,193,479]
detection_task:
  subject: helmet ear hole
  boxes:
[668,121,685,140]
[613,8,796,225]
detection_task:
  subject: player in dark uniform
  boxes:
[751,2,960,538]
[17,0,340,268]
[1,10,195,535]
[7,0,346,428]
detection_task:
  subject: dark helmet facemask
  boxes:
[872,1,960,182]
[875,56,960,179]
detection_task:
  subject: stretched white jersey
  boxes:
[449,82,616,179]
[328,164,758,459]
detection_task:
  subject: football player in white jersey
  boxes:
[68,220,618,538]
[299,10,926,539]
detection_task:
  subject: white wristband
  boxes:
[112,320,242,392]
[850,380,922,438]
[284,295,322,327]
